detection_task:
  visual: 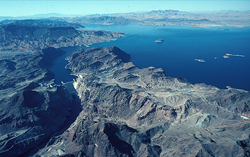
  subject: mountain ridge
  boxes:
[0,20,125,52]
[34,46,250,156]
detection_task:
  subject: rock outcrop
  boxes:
[35,46,250,157]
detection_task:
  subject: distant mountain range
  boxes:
[67,9,250,27]
[1,10,250,28]
[0,13,81,21]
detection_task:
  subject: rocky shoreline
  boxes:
[34,46,250,157]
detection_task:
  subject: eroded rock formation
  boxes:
[35,46,250,157]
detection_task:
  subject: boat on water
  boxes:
[155,39,164,43]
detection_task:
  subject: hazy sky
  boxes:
[0,1,250,17]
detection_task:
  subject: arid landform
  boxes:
[0,10,250,157]
[65,10,250,27]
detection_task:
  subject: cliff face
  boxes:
[0,47,73,157]
[36,46,250,157]
[2,24,80,39]
[0,20,125,52]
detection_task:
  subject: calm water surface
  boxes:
[50,24,250,91]
[49,47,78,84]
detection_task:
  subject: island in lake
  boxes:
[223,53,245,58]
[155,39,164,43]
[195,59,206,62]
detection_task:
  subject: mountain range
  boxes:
[65,10,250,27]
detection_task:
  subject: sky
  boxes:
[0,1,250,17]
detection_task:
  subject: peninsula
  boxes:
[35,46,250,157]
[0,19,125,52]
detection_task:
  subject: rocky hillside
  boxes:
[0,47,74,157]
[34,46,250,157]
[0,20,125,52]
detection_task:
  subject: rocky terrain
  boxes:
[0,15,249,156]
[33,46,250,157]
[0,47,75,157]
[0,19,125,52]
[0,19,128,157]
[67,10,250,27]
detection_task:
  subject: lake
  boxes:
[50,24,250,91]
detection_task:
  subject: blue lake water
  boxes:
[49,46,78,84]
[50,24,250,91]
